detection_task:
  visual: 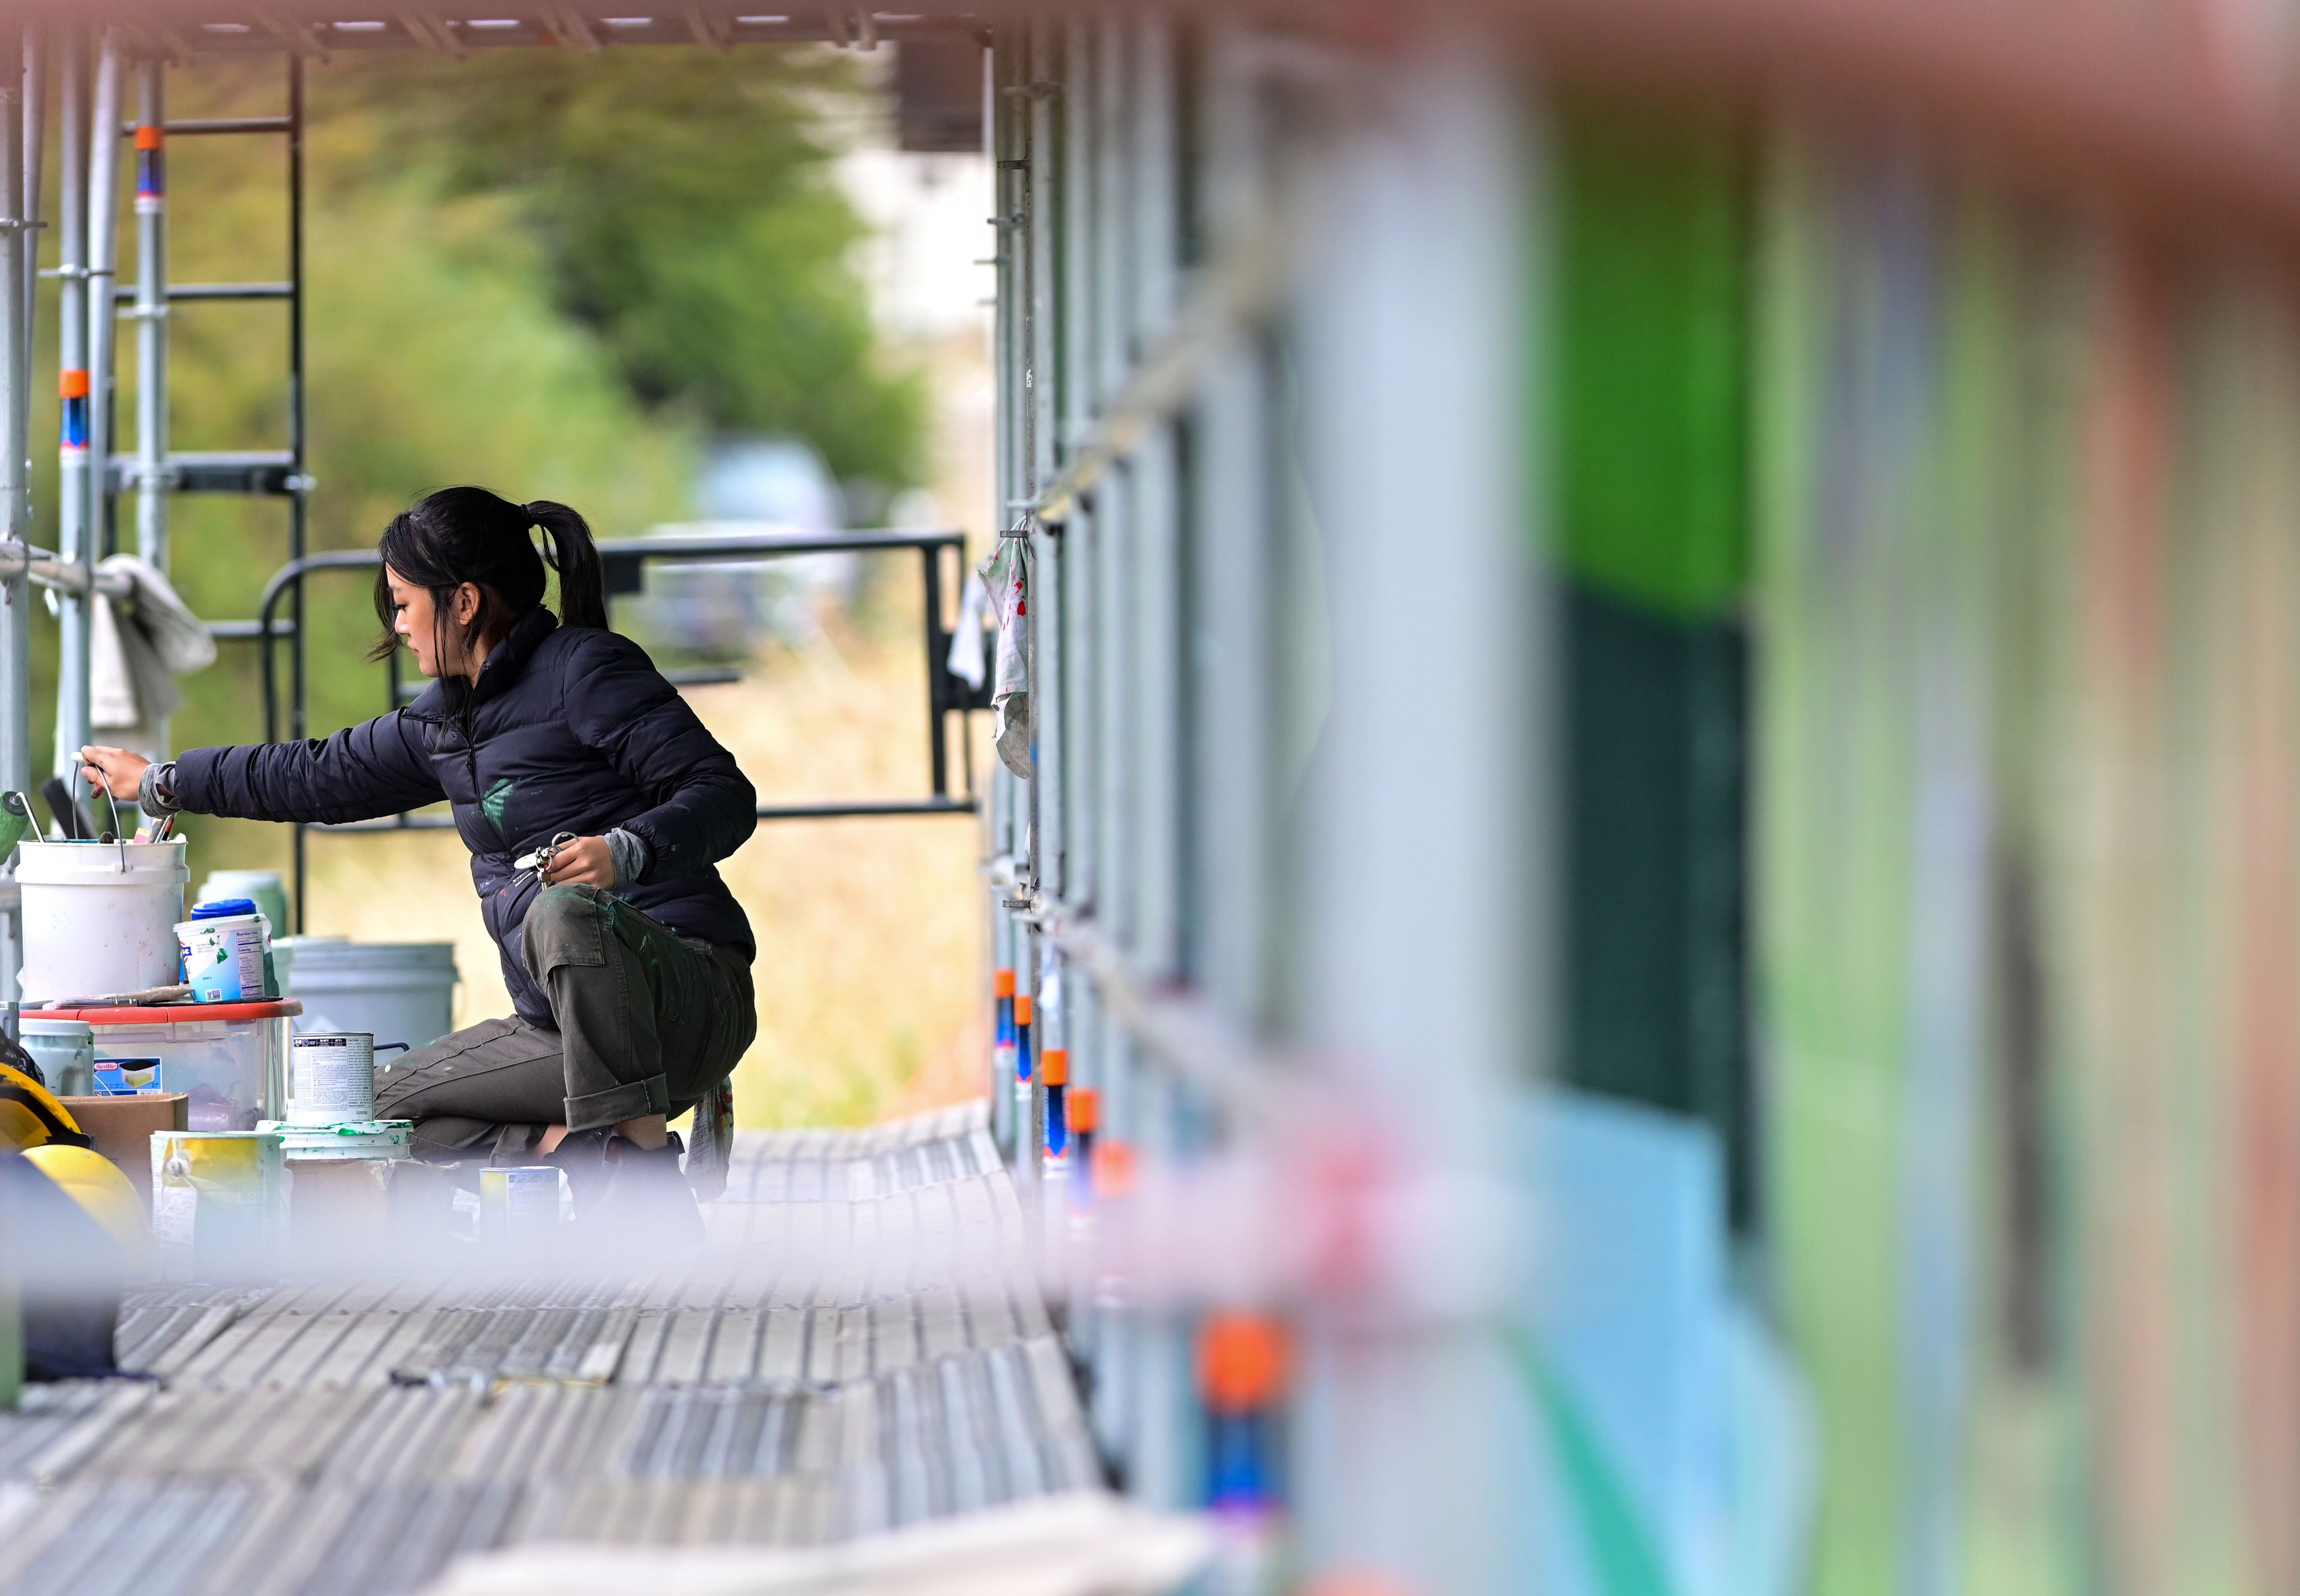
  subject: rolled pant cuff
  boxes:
[564,1075,671,1132]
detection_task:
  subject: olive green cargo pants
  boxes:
[375,884,755,1163]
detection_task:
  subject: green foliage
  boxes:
[334,48,925,489]
[19,45,920,883]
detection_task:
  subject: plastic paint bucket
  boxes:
[17,838,188,1003]
[19,1018,96,1097]
[287,1032,407,1127]
[178,907,274,1004]
[480,1165,564,1246]
[150,1128,286,1282]
[280,939,458,1050]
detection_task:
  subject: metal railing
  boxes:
[251,528,987,928]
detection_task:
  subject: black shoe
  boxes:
[540,1126,615,1209]
[592,1131,704,1247]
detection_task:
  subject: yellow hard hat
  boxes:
[22,1143,149,1264]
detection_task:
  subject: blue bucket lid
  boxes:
[191,898,261,920]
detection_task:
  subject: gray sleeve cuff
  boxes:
[606,827,650,890]
[138,760,180,815]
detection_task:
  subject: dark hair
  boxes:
[369,486,607,664]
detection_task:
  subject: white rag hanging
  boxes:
[90,555,217,755]
[947,569,989,692]
[974,538,1031,779]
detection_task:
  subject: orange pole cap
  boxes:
[994,968,1015,998]
[1013,993,1033,1025]
[1040,1048,1067,1086]
[135,124,165,150]
[1069,1086,1098,1131]
[59,370,89,399]
[1199,1310,1290,1415]
[1300,1575,1423,1596]
[1089,1138,1137,1201]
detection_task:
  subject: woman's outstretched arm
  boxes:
[84,711,446,826]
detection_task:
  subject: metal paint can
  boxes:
[480,1165,565,1247]
[289,1032,381,1126]
[150,1129,286,1282]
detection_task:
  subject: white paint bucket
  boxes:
[17,838,188,1003]
[178,913,273,1004]
[288,1031,406,1127]
[280,939,458,1049]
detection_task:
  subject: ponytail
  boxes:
[371,486,610,664]
[525,500,607,631]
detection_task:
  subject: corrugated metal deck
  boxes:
[0,1100,1104,1595]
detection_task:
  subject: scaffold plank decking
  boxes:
[0,1100,1106,1596]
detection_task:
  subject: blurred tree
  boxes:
[336,47,924,490]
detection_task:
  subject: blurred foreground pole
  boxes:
[1287,43,1545,1596]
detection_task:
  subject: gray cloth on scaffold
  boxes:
[90,553,218,757]
[977,538,1031,779]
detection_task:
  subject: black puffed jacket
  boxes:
[172,607,756,1025]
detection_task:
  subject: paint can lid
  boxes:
[261,1119,413,1158]
[190,898,261,920]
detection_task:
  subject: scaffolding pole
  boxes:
[133,60,167,571]
[288,54,310,923]
[84,34,119,568]
[0,28,28,1001]
[14,28,35,492]
[51,26,90,781]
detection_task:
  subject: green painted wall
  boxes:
[1551,98,1757,1229]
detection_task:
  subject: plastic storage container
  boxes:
[279,939,458,1049]
[45,998,299,1132]
[17,838,189,1003]
[19,1017,96,1097]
